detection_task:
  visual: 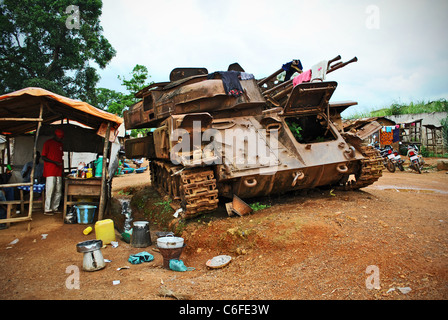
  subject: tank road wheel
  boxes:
[149,161,159,187]
[170,172,182,200]
[337,145,383,191]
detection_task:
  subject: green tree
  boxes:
[119,64,150,97]
[92,87,122,111]
[0,0,116,103]
[118,64,153,137]
[95,64,153,118]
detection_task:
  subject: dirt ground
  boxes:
[1,158,447,302]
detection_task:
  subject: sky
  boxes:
[95,0,448,117]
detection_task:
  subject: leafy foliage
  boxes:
[249,202,270,211]
[92,87,123,111]
[94,64,152,116]
[345,99,448,119]
[441,115,448,149]
[286,120,303,141]
[0,0,115,103]
[95,64,153,137]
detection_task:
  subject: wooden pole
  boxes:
[1,149,4,173]
[27,101,44,231]
[6,136,11,166]
[97,122,111,221]
[67,119,71,172]
[0,117,43,121]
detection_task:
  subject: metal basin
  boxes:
[157,234,184,249]
[76,239,103,253]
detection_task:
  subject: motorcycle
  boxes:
[375,144,396,173]
[406,144,424,174]
[392,149,405,171]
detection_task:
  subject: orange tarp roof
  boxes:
[0,87,123,125]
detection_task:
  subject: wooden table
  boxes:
[17,184,45,214]
[63,177,102,220]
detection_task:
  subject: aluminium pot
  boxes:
[76,240,105,271]
[157,234,184,249]
[131,221,152,248]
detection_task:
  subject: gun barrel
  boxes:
[257,68,284,87]
[327,57,358,74]
[327,55,342,69]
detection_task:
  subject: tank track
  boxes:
[150,160,219,219]
[337,145,384,190]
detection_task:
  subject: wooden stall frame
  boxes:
[98,122,111,221]
[0,101,44,231]
[0,88,123,230]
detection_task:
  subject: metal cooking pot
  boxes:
[76,240,105,272]
[157,234,184,249]
[131,221,152,248]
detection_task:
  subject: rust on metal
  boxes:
[124,55,383,219]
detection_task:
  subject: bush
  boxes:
[441,116,448,149]
[344,98,448,120]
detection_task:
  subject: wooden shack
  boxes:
[397,118,423,149]
[0,87,123,230]
[423,124,445,155]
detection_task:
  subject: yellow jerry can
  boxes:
[95,219,116,244]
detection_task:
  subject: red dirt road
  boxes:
[0,159,447,301]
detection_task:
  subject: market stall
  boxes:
[0,87,123,230]
[63,177,102,220]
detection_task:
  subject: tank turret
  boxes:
[124,56,383,219]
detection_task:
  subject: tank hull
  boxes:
[124,63,383,219]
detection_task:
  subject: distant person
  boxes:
[22,151,44,183]
[41,129,64,215]
[0,164,14,200]
[133,158,143,168]
[0,190,7,229]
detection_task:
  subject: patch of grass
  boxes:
[249,202,271,211]
[129,187,175,231]
[154,199,172,214]
[118,189,131,196]
[173,219,187,235]
[150,199,174,229]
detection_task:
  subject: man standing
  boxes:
[41,129,64,215]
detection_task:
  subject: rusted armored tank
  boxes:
[123,55,383,219]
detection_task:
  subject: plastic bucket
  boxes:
[75,205,97,224]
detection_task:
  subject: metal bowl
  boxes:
[206,255,232,269]
[76,239,103,253]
